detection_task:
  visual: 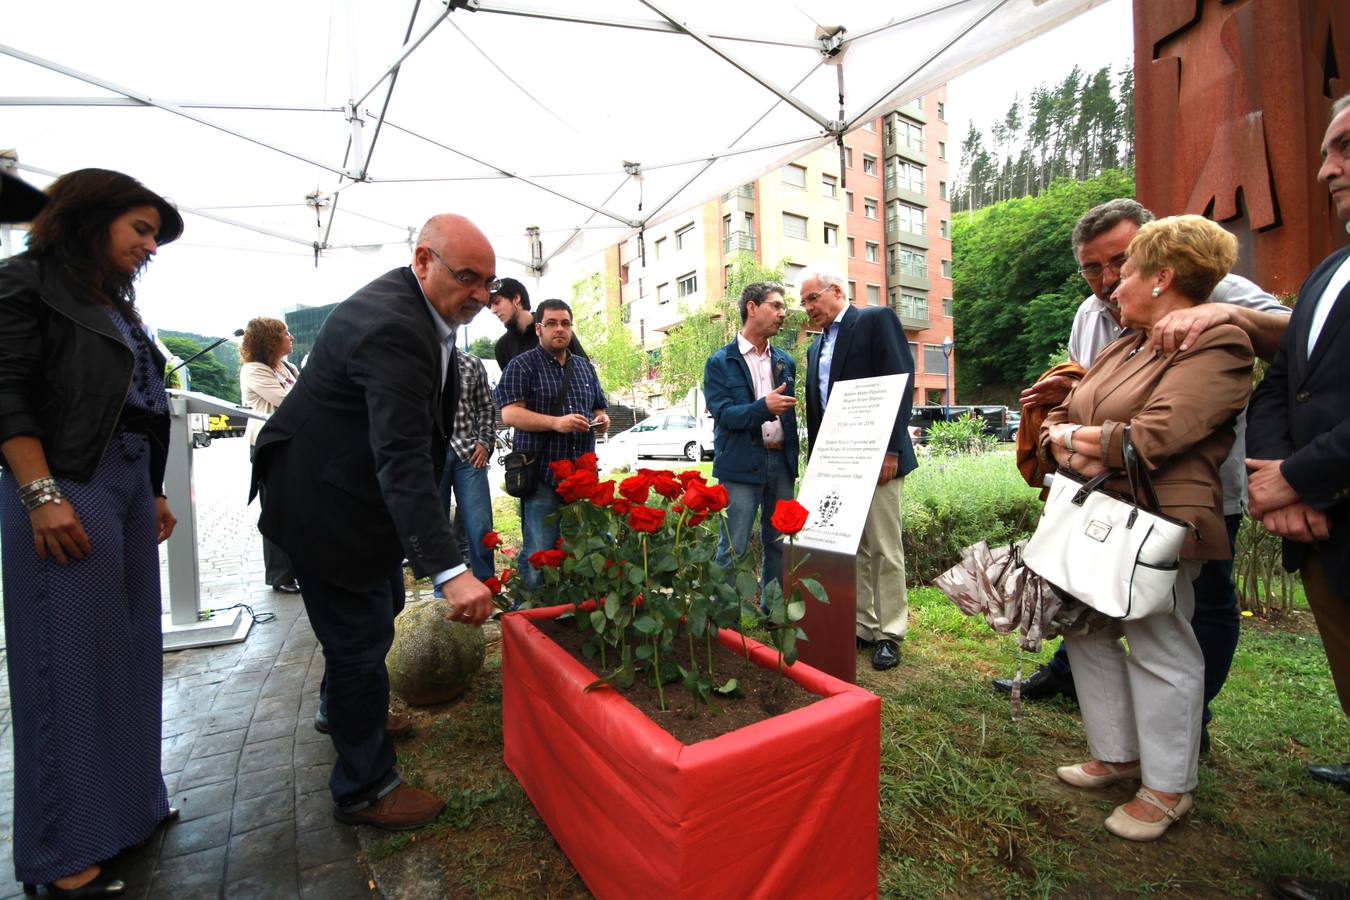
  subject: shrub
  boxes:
[925,413,998,456]
[903,453,1042,585]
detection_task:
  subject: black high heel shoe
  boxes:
[22,866,125,898]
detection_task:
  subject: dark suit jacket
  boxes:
[805,305,917,477]
[704,338,799,485]
[1248,244,1350,580]
[250,267,462,589]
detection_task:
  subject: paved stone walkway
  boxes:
[0,438,373,899]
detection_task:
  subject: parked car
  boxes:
[908,405,1010,444]
[606,411,714,461]
[1002,410,1021,442]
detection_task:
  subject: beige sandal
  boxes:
[1104,787,1193,841]
[1056,759,1141,789]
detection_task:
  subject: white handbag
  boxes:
[1022,428,1191,620]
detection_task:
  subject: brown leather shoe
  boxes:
[333,785,445,831]
[386,711,413,740]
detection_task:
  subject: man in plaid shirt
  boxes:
[497,298,609,590]
[439,350,497,579]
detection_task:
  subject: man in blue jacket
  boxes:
[704,282,799,589]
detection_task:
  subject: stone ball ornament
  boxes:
[386,600,487,706]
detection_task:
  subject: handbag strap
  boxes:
[551,356,574,417]
[1121,425,1162,511]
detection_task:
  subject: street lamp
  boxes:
[941,335,954,421]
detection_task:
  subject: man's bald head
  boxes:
[411,213,496,326]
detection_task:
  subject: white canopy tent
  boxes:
[2,0,1104,315]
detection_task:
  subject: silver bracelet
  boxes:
[17,476,64,511]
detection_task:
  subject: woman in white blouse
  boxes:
[239,316,300,593]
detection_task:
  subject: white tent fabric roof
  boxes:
[3,0,1103,276]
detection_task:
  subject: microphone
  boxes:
[167,329,245,377]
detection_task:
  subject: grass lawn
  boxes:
[381,457,1348,896]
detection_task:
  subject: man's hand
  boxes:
[1246,457,1300,518]
[878,452,899,486]
[469,443,490,468]
[590,410,610,434]
[1150,304,1231,354]
[553,413,592,434]
[1259,502,1331,543]
[764,383,796,415]
[441,571,494,626]
[29,499,92,564]
[1019,374,1073,410]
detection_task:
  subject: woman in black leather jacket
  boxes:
[0,169,183,898]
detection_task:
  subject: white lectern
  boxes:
[162,389,267,651]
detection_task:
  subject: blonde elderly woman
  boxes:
[239,316,301,593]
[1039,215,1254,841]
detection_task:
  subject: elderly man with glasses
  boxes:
[997,199,1289,753]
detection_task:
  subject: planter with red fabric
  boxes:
[501,604,881,899]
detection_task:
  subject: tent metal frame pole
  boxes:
[636,0,833,131]
[467,1,818,48]
[0,98,344,112]
[0,44,350,178]
[344,0,368,179]
[351,2,454,109]
[177,205,317,247]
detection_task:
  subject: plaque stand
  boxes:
[789,547,857,684]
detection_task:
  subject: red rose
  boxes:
[484,576,501,593]
[770,498,810,536]
[651,470,682,499]
[589,480,616,507]
[619,473,653,503]
[705,483,728,513]
[481,531,502,550]
[680,480,722,513]
[500,568,512,584]
[556,468,599,503]
[631,592,644,608]
[627,505,666,533]
[575,452,599,473]
[528,548,566,568]
[676,470,705,488]
[687,511,708,526]
[612,498,632,516]
[549,459,575,479]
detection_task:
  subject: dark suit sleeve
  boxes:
[346,320,461,576]
[704,349,774,432]
[1246,324,1297,462]
[867,308,914,457]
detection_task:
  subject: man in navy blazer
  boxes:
[800,265,918,670]
[1247,94,1350,827]
[704,282,799,589]
[252,214,494,832]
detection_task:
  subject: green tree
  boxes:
[571,272,646,407]
[952,169,1136,396]
[468,336,495,359]
[162,336,238,402]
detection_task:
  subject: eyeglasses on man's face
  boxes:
[428,248,501,293]
[1078,252,1129,280]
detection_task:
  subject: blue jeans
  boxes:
[715,451,795,590]
[1046,514,1243,723]
[520,485,564,592]
[437,452,495,580]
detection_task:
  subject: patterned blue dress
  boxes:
[1,308,171,885]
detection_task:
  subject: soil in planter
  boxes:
[534,616,822,744]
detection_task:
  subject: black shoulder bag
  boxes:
[503,357,573,499]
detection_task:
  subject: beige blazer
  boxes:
[240,360,299,445]
[1042,324,1254,559]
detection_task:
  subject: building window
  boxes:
[845,147,853,168]
[887,159,925,194]
[924,343,950,374]
[677,272,698,298]
[894,246,927,278]
[847,281,856,302]
[784,262,805,286]
[847,236,855,257]
[943,297,953,317]
[864,198,878,219]
[865,241,879,263]
[654,237,666,260]
[845,191,854,212]
[898,291,929,321]
[782,212,808,240]
[908,341,919,367]
[891,118,924,153]
[939,181,949,200]
[887,200,925,236]
[937,100,946,120]
[866,284,880,306]
[782,164,807,188]
[939,218,950,240]
[863,154,877,176]
[823,223,838,246]
[675,223,694,250]
[657,282,670,304]
[822,174,837,198]
[938,140,947,160]
[941,258,952,278]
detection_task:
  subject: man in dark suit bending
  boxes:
[252,214,494,831]
[801,265,918,671]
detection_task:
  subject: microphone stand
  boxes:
[166,329,244,378]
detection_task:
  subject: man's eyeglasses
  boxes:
[1078,253,1128,280]
[428,248,501,293]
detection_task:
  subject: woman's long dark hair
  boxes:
[24,168,184,325]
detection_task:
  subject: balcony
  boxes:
[723,231,757,254]
[720,184,755,203]
[890,259,929,279]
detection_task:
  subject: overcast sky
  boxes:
[5,0,1134,347]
